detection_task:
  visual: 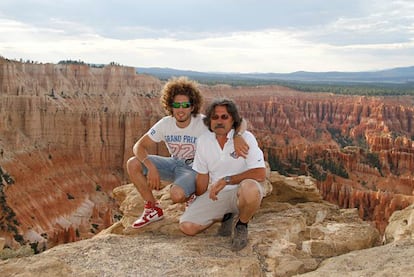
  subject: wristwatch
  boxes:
[224,176,231,184]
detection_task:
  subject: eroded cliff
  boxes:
[0,57,413,250]
[0,58,164,249]
[2,173,414,276]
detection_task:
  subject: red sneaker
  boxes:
[132,202,164,228]
[185,194,197,209]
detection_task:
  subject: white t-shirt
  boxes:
[147,114,207,160]
[193,129,265,186]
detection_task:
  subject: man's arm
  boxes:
[133,134,161,190]
[233,118,249,158]
[223,167,266,184]
[235,117,248,135]
[133,134,155,161]
[209,167,266,200]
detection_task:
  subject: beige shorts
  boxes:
[179,179,264,226]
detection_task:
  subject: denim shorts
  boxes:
[142,155,197,197]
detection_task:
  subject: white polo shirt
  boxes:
[193,129,265,187]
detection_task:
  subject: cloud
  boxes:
[0,0,414,72]
[305,2,414,46]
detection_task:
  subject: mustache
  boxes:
[213,124,225,129]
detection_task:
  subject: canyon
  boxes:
[0,57,413,252]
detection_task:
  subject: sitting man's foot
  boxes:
[217,213,234,237]
[231,223,248,251]
[132,201,164,228]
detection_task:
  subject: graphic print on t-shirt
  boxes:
[148,115,207,160]
[165,134,197,159]
[168,142,195,159]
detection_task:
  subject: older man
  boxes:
[179,98,266,251]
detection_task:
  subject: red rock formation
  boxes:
[1,57,413,249]
[0,58,164,248]
[318,175,414,234]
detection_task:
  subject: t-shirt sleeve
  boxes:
[192,136,209,174]
[244,132,266,169]
[147,118,166,143]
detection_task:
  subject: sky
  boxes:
[0,0,413,73]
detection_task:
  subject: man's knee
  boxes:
[239,180,262,203]
[126,156,142,175]
[179,222,199,236]
[170,185,186,203]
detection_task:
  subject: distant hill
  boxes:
[136,66,414,85]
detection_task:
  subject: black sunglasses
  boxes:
[211,114,230,120]
[171,102,192,108]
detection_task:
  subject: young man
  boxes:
[179,98,266,251]
[127,77,249,229]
